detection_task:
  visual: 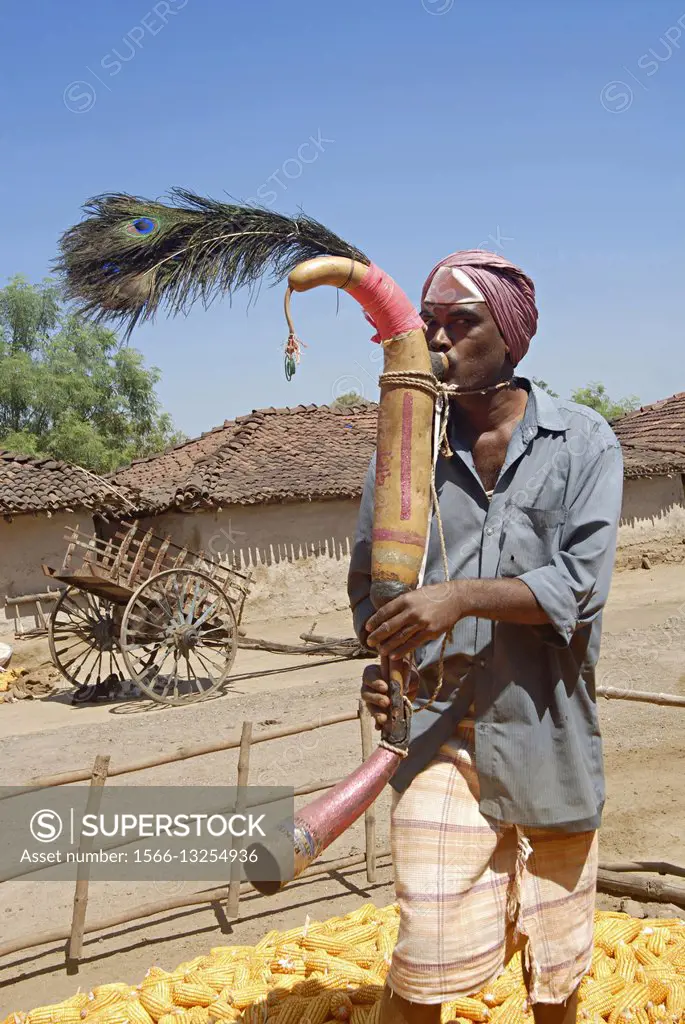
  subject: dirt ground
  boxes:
[0,564,684,1014]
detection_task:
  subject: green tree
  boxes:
[332,391,366,409]
[0,276,184,472]
[531,377,559,398]
[570,381,640,422]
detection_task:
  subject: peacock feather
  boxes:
[55,189,369,336]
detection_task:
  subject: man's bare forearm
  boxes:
[458,577,551,626]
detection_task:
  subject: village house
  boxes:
[612,391,685,566]
[2,393,685,627]
[0,450,130,628]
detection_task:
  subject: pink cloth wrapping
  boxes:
[348,263,425,343]
[421,250,538,366]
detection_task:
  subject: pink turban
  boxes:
[421,250,538,366]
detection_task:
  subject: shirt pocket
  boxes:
[498,504,567,577]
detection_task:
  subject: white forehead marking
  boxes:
[424,267,486,306]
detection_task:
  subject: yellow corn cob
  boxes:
[329,994,354,1022]
[309,975,353,994]
[633,945,662,970]
[27,1006,83,1024]
[632,1011,649,1024]
[616,942,639,983]
[242,997,269,1024]
[232,965,251,990]
[581,975,627,1016]
[81,1003,154,1024]
[187,1010,210,1024]
[327,962,373,986]
[301,993,332,1024]
[644,929,667,958]
[270,998,308,1024]
[489,993,528,1024]
[596,919,643,956]
[302,951,332,974]
[351,1008,372,1024]
[300,934,359,956]
[594,955,616,981]
[345,904,380,926]
[336,926,380,947]
[375,929,397,960]
[607,983,650,1024]
[350,987,384,1007]
[482,973,520,1008]
[81,989,127,1016]
[231,985,271,1011]
[198,967,237,992]
[159,1015,186,1024]
[173,981,218,1008]
[663,939,685,969]
[664,978,685,1015]
[207,1000,239,1021]
[445,999,489,1022]
[61,995,91,1012]
[138,980,175,1018]
[265,976,304,996]
[365,1002,382,1024]
[255,930,281,953]
[368,956,390,978]
[341,944,379,969]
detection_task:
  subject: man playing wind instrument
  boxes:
[348,251,624,1024]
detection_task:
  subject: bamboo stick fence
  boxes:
[1,688,683,971]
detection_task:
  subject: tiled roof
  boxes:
[0,451,132,517]
[612,392,685,479]
[112,402,378,512]
[110,420,238,501]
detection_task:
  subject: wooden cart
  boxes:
[42,522,251,706]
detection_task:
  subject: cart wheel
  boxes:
[119,568,238,705]
[49,587,125,689]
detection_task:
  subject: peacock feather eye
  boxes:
[125,216,158,237]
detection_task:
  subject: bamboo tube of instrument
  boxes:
[358,700,377,883]
[67,754,110,967]
[226,721,253,918]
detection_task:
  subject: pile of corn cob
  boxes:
[3,907,684,1024]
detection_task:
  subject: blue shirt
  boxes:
[347,379,624,832]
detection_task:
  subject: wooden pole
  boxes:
[358,700,377,883]
[598,860,685,878]
[596,868,685,908]
[16,711,358,797]
[226,721,253,918]
[67,754,110,967]
[596,686,685,707]
[0,849,394,961]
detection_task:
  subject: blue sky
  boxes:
[1,0,683,438]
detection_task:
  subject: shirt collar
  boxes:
[518,376,568,438]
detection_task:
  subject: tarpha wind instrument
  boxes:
[56,190,447,892]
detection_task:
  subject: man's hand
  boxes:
[364,578,551,658]
[365,583,465,658]
[361,660,420,730]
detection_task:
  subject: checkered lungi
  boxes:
[388,722,598,1005]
